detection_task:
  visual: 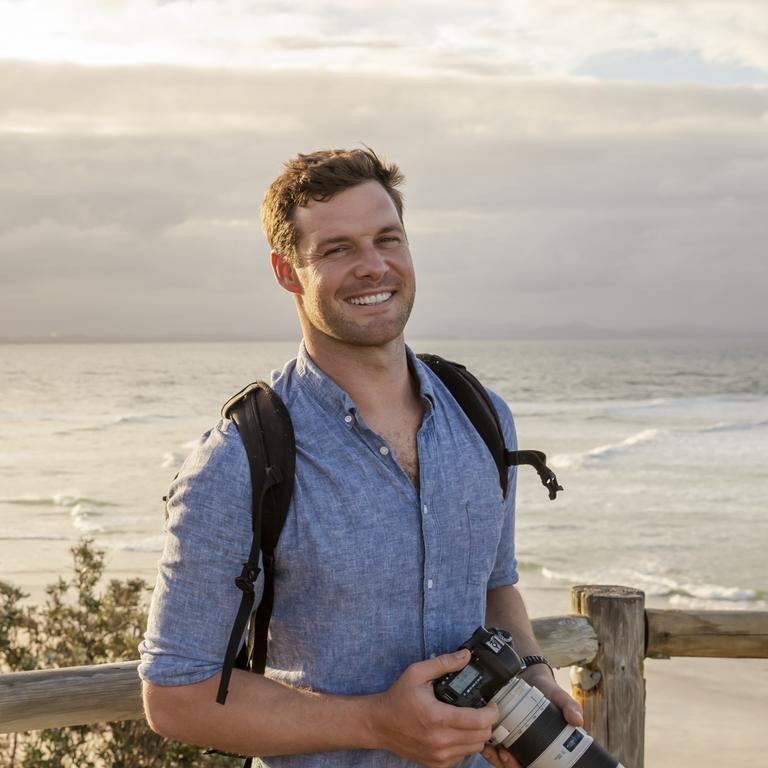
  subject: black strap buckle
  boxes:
[543,471,564,501]
[265,464,283,486]
[234,563,261,594]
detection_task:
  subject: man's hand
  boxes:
[480,668,583,768]
[368,649,498,768]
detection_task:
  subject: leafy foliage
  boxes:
[0,539,238,767]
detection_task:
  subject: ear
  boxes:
[271,251,303,295]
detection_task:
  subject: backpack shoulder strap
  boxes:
[215,381,295,705]
[416,354,563,500]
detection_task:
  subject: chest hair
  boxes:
[383,426,420,488]
[370,409,422,489]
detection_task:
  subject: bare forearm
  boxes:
[485,585,543,658]
[484,584,583,733]
[145,650,500,766]
[144,669,377,757]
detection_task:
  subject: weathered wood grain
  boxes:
[571,585,646,768]
[531,615,599,668]
[646,609,768,658]
[0,617,598,734]
[0,661,142,733]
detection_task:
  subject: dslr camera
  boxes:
[434,627,624,768]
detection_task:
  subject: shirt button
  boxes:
[422,504,428,514]
[430,652,436,658]
[427,579,433,589]
[379,446,390,456]
[344,414,353,424]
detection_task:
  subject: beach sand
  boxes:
[520,573,767,768]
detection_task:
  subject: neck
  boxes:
[303,333,416,415]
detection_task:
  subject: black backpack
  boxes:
[212,354,562,709]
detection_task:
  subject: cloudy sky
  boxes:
[1,0,767,340]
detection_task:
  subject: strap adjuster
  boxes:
[265,465,283,486]
[543,471,564,500]
[234,563,260,594]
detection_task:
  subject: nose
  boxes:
[353,241,389,282]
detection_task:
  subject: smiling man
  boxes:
[139,148,581,768]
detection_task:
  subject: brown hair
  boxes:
[261,147,405,265]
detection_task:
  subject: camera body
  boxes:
[434,626,623,768]
[433,626,523,707]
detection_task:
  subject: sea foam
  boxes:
[0,493,117,508]
[70,504,105,533]
[551,428,668,469]
[541,566,763,609]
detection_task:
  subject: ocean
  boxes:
[1,338,766,613]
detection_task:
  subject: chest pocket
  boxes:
[465,500,505,585]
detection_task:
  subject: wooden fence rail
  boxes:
[1,586,767,768]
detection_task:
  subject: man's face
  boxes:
[288,180,416,348]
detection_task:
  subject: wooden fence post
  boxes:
[571,585,645,768]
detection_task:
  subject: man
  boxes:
[140,148,582,767]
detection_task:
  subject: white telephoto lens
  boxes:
[489,679,624,768]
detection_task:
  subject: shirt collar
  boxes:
[295,340,436,416]
[296,340,357,417]
[406,345,436,413]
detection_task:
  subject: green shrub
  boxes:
[0,539,238,767]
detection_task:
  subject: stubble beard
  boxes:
[306,283,416,349]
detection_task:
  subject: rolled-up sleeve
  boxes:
[138,418,257,687]
[486,391,519,591]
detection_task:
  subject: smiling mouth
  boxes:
[346,291,393,306]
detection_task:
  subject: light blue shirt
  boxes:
[139,343,518,767]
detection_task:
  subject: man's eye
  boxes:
[325,245,350,256]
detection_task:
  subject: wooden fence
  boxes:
[1,585,766,768]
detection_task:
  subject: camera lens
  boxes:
[490,678,622,768]
[434,628,624,767]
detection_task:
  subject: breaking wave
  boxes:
[550,413,768,470]
[701,419,768,433]
[113,414,179,426]
[0,493,117,508]
[70,504,106,533]
[160,452,184,469]
[541,566,765,610]
[110,535,165,553]
[0,531,68,541]
[551,428,667,469]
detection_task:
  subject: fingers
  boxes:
[375,651,500,765]
[525,672,584,729]
[548,687,584,727]
[481,744,505,767]
[407,648,471,684]
[436,700,498,732]
[481,744,521,767]
[406,649,497,731]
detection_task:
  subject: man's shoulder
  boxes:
[176,417,250,488]
[485,387,513,420]
[414,355,515,423]
[485,388,517,449]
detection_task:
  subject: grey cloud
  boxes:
[1,62,766,339]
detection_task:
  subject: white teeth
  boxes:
[347,292,392,305]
